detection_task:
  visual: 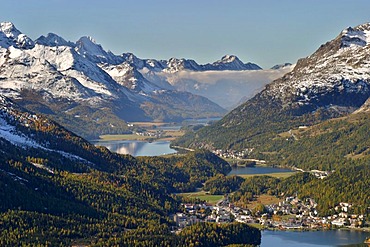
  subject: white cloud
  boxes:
[151,66,294,109]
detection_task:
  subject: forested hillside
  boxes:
[194,112,370,220]
[258,112,370,171]
[0,96,260,246]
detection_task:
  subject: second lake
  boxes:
[228,166,293,176]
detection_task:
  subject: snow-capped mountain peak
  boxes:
[120,53,166,72]
[203,55,262,71]
[270,63,293,70]
[0,22,21,38]
[0,21,34,49]
[163,57,202,73]
[75,36,123,64]
[35,33,74,47]
[76,36,104,56]
[121,52,145,68]
[213,54,245,67]
[219,54,238,63]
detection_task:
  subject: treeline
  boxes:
[173,99,369,173]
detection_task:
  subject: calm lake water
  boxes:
[92,118,222,156]
[228,166,293,176]
[261,229,369,247]
[92,140,177,156]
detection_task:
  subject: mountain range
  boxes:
[2,22,275,138]
[174,22,370,153]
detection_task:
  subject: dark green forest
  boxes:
[0,145,252,246]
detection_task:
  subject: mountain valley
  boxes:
[1,19,370,246]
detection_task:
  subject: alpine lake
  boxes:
[91,120,369,247]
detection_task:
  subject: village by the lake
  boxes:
[173,196,366,232]
[172,149,368,234]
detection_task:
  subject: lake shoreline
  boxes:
[260,227,370,233]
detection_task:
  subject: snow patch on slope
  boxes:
[341,24,370,48]
[30,163,54,174]
[0,95,94,164]
[0,116,41,148]
[0,113,93,164]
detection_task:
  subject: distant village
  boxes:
[173,196,365,232]
[213,148,255,161]
[135,130,164,138]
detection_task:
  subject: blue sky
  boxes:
[1,0,370,68]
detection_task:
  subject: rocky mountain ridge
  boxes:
[236,22,370,118]
[259,23,370,114]
[0,22,228,138]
